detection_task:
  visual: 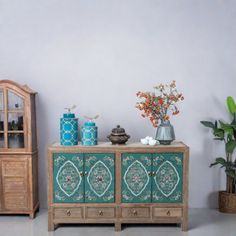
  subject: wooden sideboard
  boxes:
[48,142,189,231]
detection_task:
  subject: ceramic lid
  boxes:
[84,121,96,127]
[63,113,75,118]
[111,125,127,136]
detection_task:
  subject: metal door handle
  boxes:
[66,210,71,216]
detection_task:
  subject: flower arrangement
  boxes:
[136,81,184,127]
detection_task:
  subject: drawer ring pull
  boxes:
[66,210,71,216]
[132,210,138,216]
[166,210,170,216]
[98,210,103,216]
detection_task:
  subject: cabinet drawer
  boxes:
[54,207,83,219]
[3,177,27,192]
[4,193,28,210]
[121,207,150,218]
[153,208,182,218]
[2,161,27,176]
[86,207,115,218]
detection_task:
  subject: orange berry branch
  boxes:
[136,81,184,128]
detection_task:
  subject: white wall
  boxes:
[0,0,236,209]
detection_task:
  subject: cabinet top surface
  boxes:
[48,141,189,151]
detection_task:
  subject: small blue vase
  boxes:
[155,120,175,145]
[81,121,98,146]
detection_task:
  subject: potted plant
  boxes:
[136,80,184,145]
[201,96,236,213]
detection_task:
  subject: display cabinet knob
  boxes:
[148,172,152,176]
[66,210,71,216]
[80,172,84,176]
[84,172,88,176]
[166,210,170,216]
[98,210,103,216]
[152,171,156,176]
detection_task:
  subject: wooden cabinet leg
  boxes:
[181,223,188,231]
[29,211,35,219]
[181,219,188,231]
[48,208,56,231]
[182,207,188,231]
[48,221,57,231]
[29,203,39,219]
[115,223,122,231]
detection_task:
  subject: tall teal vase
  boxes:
[60,113,79,146]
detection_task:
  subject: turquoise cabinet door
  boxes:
[121,153,152,203]
[152,153,183,203]
[84,153,115,203]
[53,153,84,203]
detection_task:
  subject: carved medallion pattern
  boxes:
[87,160,112,197]
[124,160,149,197]
[56,160,82,197]
[154,161,180,197]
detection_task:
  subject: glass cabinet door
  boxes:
[0,88,26,149]
[0,89,4,148]
[7,90,24,149]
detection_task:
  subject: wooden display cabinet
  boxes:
[0,80,39,218]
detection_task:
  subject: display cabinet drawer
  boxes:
[54,207,83,219]
[86,207,115,218]
[153,208,182,218]
[121,207,150,218]
[3,177,27,192]
[2,160,27,176]
[4,193,28,210]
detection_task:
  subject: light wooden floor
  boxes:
[0,209,236,236]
